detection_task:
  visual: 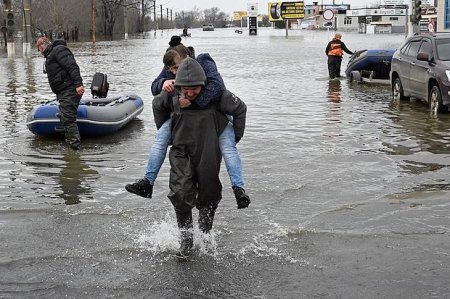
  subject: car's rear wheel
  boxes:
[429,85,445,114]
[392,77,406,101]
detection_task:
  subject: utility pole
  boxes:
[22,0,32,56]
[332,0,337,31]
[154,0,157,35]
[4,0,15,58]
[160,4,163,31]
[124,0,128,39]
[92,0,96,44]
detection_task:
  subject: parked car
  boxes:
[390,32,450,113]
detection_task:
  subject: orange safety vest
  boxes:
[328,41,343,56]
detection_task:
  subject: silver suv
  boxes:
[390,33,450,113]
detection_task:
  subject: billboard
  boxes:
[268,2,305,21]
[233,11,248,21]
[380,0,432,5]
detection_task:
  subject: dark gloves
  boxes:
[235,136,241,144]
[233,186,251,209]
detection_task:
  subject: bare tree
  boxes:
[137,0,154,32]
[32,0,91,40]
[203,7,220,25]
[99,0,124,37]
[174,6,203,29]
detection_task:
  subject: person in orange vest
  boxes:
[325,33,354,79]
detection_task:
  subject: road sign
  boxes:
[428,21,434,32]
[323,9,334,20]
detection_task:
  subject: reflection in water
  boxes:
[327,79,341,103]
[326,79,342,124]
[5,59,18,96]
[5,60,19,132]
[58,149,98,205]
[3,58,40,135]
[386,100,450,155]
[24,57,37,95]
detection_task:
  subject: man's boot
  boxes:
[175,210,193,260]
[233,186,251,209]
[198,206,216,234]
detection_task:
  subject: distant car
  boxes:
[390,32,450,113]
[202,24,214,31]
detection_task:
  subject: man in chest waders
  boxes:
[325,33,354,79]
[153,57,229,259]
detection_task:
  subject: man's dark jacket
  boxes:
[43,39,83,94]
[152,89,247,141]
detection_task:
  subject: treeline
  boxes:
[0,0,232,41]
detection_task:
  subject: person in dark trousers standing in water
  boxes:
[152,57,249,259]
[325,32,354,79]
[36,36,85,150]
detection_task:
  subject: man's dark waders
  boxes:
[57,88,81,149]
[167,106,227,257]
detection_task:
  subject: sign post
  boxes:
[247,3,258,35]
[323,9,334,38]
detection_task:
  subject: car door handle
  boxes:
[410,62,415,65]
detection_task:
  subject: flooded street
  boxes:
[1,28,449,298]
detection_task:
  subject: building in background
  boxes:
[301,0,437,34]
[437,0,449,31]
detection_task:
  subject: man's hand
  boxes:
[76,85,85,96]
[162,80,175,93]
[179,96,192,108]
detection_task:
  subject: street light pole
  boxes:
[124,0,128,39]
[23,0,32,56]
[333,0,337,31]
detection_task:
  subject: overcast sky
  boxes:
[162,0,383,15]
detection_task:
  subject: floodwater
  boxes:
[1,28,449,298]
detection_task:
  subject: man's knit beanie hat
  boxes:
[174,57,206,87]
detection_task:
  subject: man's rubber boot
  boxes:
[198,205,216,234]
[175,211,193,261]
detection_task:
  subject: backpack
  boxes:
[90,72,109,98]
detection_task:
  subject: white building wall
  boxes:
[437,0,448,31]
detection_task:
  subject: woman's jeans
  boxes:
[145,119,244,188]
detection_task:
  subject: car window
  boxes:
[419,39,432,56]
[406,41,421,57]
[400,42,411,55]
[436,38,450,61]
